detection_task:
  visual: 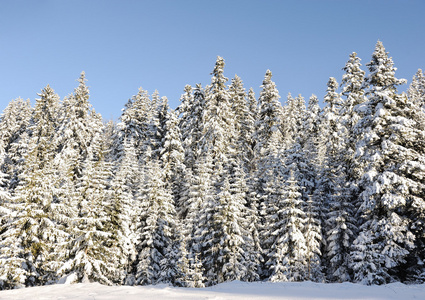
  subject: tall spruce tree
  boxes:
[0,98,32,192]
[192,57,249,285]
[178,84,205,171]
[407,69,425,111]
[108,137,141,284]
[116,87,151,161]
[405,69,425,281]
[339,52,367,216]
[3,86,67,286]
[302,95,322,167]
[229,75,255,172]
[58,120,120,285]
[253,70,283,279]
[264,169,308,282]
[350,41,418,284]
[160,109,186,218]
[132,155,178,285]
[316,77,355,282]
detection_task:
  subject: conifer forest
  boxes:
[1,41,425,289]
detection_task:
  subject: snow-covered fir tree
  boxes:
[283,139,322,279]
[229,75,255,172]
[178,84,205,172]
[350,41,417,285]
[2,85,68,287]
[302,94,322,167]
[0,98,32,192]
[116,87,151,161]
[252,70,283,278]
[214,174,247,283]
[314,77,355,282]
[281,93,306,150]
[339,52,367,217]
[407,69,425,111]
[404,69,425,281]
[57,114,122,285]
[264,169,308,282]
[108,137,141,284]
[132,152,179,285]
[159,109,186,216]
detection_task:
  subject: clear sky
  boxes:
[1,0,424,120]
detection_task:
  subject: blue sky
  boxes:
[1,0,424,120]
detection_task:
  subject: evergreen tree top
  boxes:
[341,52,365,97]
[324,77,340,108]
[211,56,228,92]
[262,70,273,86]
[364,41,406,91]
[306,94,321,122]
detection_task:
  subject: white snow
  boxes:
[1,281,425,300]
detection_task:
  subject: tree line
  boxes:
[0,41,424,289]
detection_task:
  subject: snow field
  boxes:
[1,281,425,300]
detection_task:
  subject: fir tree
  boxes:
[178,84,205,171]
[58,122,120,285]
[254,70,282,155]
[229,75,255,172]
[350,41,417,284]
[0,98,32,191]
[159,109,186,217]
[3,86,68,286]
[108,138,141,284]
[407,69,425,111]
[214,175,247,283]
[201,56,236,169]
[281,93,306,150]
[316,77,355,282]
[302,95,322,166]
[116,87,151,160]
[190,153,217,286]
[132,155,178,285]
[265,170,308,282]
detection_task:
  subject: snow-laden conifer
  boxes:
[254,70,282,154]
[190,153,217,286]
[315,77,355,282]
[281,93,306,150]
[116,87,151,161]
[58,121,120,284]
[264,169,308,282]
[407,69,425,111]
[201,56,236,168]
[3,86,68,286]
[350,41,417,284]
[229,75,255,172]
[214,174,248,283]
[132,153,178,285]
[178,84,205,171]
[108,137,141,284]
[159,109,186,217]
[339,51,367,210]
[0,98,32,191]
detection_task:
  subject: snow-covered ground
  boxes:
[1,281,425,300]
